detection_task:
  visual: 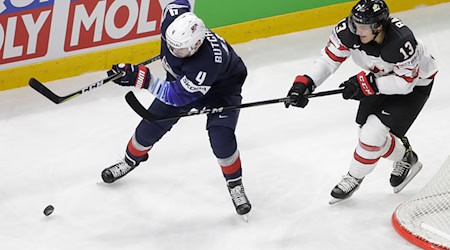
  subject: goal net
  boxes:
[392,156,450,249]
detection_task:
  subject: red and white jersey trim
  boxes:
[303,24,438,95]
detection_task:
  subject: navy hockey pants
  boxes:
[131,73,246,163]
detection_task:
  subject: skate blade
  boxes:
[329,184,361,205]
[329,197,346,205]
[393,162,423,193]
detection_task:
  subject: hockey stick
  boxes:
[125,88,344,122]
[29,55,161,104]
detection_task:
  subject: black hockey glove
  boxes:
[285,75,315,108]
[107,63,152,89]
[340,71,378,100]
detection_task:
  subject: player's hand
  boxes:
[285,75,315,108]
[107,63,152,89]
[340,71,378,100]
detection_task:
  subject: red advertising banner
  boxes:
[0,0,164,69]
[65,0,162,51]
[0,1,53,64]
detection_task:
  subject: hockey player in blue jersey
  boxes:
[101,0,251,216]
[285,0,438,204]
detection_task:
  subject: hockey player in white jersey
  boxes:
[285,0,438,204]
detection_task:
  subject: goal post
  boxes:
[392,156,450,249]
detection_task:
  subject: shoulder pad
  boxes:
[332,18,360,49]
[382,18,418,63]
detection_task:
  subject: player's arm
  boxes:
[106,63,216,107]
[161,0,191,35]
[163,0,191,19]
[304,19,352,87]
[149,64,219,107]
[286,19,352,108]
[149,74,207,107]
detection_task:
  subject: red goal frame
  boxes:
[392,213,449,250]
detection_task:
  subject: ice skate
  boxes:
[329,173,364,205]
[390,149,422,193]
[227,178,251,220]
[101,155,148,183]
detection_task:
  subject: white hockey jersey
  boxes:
[304,17,438,95]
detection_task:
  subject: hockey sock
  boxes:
[125,135,152,166]
[219,150,242,181]
[208,126,242,181]
[349,115,389,178]
[381,133,406,162]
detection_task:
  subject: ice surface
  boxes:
[1,4,450,250]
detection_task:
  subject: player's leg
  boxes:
[330,114,390,203]
[207,94,251,216]
[377,83,433,192]
[102,99,181,183]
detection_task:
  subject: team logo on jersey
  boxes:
[411,67,419,78]
[371,66,384,73]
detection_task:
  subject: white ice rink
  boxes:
[1,3,450,250]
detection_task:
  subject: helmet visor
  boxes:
[167,42,190,58]
[348,15,378,34]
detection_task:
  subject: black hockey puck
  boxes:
[43,205,54,216]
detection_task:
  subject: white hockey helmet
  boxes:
[165,12,207,58]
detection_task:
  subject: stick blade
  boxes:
[125,91,159,122]
[29,78,63,104]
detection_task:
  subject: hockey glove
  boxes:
[107,63,152,89]
[340,71,378,100]
[285,75,315,108]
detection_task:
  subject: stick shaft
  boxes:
[29,55,161,104]
[125,88,344,122]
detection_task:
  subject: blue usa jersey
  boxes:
[148,0,246,107]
